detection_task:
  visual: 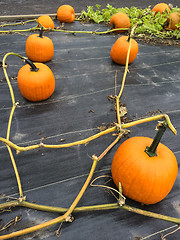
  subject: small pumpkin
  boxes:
[25,28,54,62]
[110,36,138,65]
[57,5,75,23]
[152,3,170,15]
[17,59,55,102]
[110,12,130,33]
[111,123,178,204]
[164,12,180,30]
[37,15,55,29]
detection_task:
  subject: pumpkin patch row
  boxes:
[152,3,180,30]
[15,3,178,206]
[24,2,180,69]
[110,3,178,205]
[0,3,179,239]
[19,5,138,102]
[16,27,55,102]
[17,5,77,102]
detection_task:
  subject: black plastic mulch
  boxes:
[0,2,180,240]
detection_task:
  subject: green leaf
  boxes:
[78,4,180,39]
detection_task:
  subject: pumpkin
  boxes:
[110,36,138,65]
[164,12,180,30]
[111,123,178,204]
[37,15,55,29]
[17,59,55,102]
[25,28,54,62]
[152,3,170,15]
[110,12,130,33]
[57,5,75,23]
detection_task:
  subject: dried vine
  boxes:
[0,19,179,240]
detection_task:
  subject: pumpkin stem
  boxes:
[39,26,44,38]
[25,59,39,72]
[111,24,115,29]
[145,121,168,157]
[163,21,169,28]
[127,32,131,42]
[127,24,137,42]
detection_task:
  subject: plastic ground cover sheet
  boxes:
[0,16,180,240]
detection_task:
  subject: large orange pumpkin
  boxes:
[110,36,138,65]
[17,60,55,102]
[57,5,75,23]
[152,3,170,15]
[37,15,55,29]
[111,124,178,205]
[110,12,130,33]
[25,28,54,62]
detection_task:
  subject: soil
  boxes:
[136,35,180,47]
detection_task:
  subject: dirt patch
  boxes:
[136,36,180,47]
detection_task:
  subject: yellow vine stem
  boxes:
[0,26,39,34]
[0,135,121,239]
[0,26,129,34]
[0,19,36,28]
[116,25,137,125]
[1,200,180,225]
[0,160,97,239]
[5,146,23,198]
[0,113,176,153]
[122,114,177,135]
[0,126,116,152]
[0,39,177,238]
[115,39,131,125]
[2,52,26,198]
[51,27,129,34]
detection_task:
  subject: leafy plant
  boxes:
[78,4,180,39]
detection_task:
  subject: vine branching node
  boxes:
[39,142,44,147]
[65,215,74,223]
[118,198,126,207]
[19,196,26,203]
[155,120,168,131]
[92,154,99,162]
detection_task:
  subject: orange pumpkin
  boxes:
[25,28,54,62]
[111,123,178,204]
[17,60,55,102]
[164,12,180,30]
[57,5,75,23]
[37,15,55,29]
[110,12,130,33]
[152,3,170,15]
[110,36,138,65]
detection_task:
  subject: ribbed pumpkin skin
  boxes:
[110,36,138,65]
[110,12,130,33]
[37,15,55,29]
[17,63,55,102]
[111,137,178,204]
[57,5,75,23]
[25,34,54,62]
[152,3,170,14]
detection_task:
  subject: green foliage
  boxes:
[78,4,180,39]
